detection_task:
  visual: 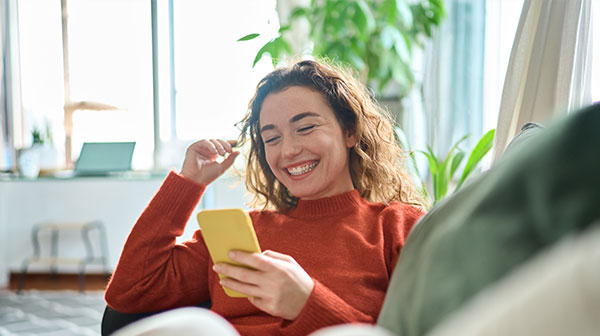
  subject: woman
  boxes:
[105,60,426,335]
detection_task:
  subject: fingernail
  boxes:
[228,251,235,259]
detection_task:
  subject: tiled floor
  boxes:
[0,290,105,336]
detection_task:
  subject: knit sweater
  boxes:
[105,171,423,335]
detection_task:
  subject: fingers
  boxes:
[190,139,236,156]
[213,262,265,298]
[220,151,240,171]
[219,277,262,298]
[213,263,258,281]
[228,251,275,271]
[262,250,294,262]
[209,139,228,156]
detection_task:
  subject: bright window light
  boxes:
[168,0,278,141]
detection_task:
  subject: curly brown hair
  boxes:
[237,59,426,211]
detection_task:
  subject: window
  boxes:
[17,0,154,169]
[13,0,278,171]
[166,0,277,141]
[67,0,154,169]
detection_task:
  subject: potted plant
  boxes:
[239,0,445,98]
[18,122,60,178]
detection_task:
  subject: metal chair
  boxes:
[18,220,110,292]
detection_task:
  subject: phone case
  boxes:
[197,208,261,298]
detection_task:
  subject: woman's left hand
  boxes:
[213,250,315,320]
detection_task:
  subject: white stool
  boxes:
[18,220,110,292]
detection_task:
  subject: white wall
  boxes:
[0,172,248,287]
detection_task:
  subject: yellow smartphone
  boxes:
[197,208,261,298]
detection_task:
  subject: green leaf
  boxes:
[395,0,413,27]
[252,41,272,67]
[237,33,260,42]
[435,142,461,202]
[278,25,291,34]
[252,36,292,67]
[274,36,293,54]
[380,0,397,24]
[419,147,439,175]
[354,0,375,38]
[393,32,410,62]
[431,134,469,203]
[435,154,452,202]
[450,151,465,177]
[456,129,496,190]
[290,7,309,19]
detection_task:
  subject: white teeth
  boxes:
[287,161,319,176]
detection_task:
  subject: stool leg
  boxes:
[50,229,59,280]
[18,260,30,294]
[97,222,111,277]
[81,226,96,292]
[19,225,42,293]
[78,261,86,293]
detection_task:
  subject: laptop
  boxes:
[74,142,136,176]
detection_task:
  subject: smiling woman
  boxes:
[104,59,427,336]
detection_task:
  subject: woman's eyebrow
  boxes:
[260,112,321,134]
[290,112,320,123]
[260,124,275,134]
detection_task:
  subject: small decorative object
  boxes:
[18,146,41,178]
[18,124,59,178]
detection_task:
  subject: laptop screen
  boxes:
[74,142,136,176]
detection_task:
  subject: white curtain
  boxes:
[492,0,594,162]
[404,0,485,180]
[1,0,7,170]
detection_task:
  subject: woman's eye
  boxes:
[264,136,280,144]
[298,125,315,133]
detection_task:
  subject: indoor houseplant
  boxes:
[239,0,445,97]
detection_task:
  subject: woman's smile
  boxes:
[285,160,320,176]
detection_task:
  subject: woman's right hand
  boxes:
[180,139,240,186]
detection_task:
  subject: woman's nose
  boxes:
[281,137,302,158]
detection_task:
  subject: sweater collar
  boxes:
[288,189,363,218]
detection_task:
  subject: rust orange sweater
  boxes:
[105,172,423,335]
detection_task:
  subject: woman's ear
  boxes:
[345,129,357,148]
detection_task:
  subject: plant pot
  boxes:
[18,147,41,178]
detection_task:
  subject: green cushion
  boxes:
[377,103,600,336]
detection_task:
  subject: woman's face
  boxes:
[259,86,356,200]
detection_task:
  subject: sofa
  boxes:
[377,102,600,335]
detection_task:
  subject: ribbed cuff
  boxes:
[281,280,358,335]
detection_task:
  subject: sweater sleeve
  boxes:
[280,280,376,336]
[385,204,425,274]
[105,171,211,313]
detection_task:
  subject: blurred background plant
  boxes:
[30,120,53,146]
[398,128,496,205]
[239,0,445,97]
